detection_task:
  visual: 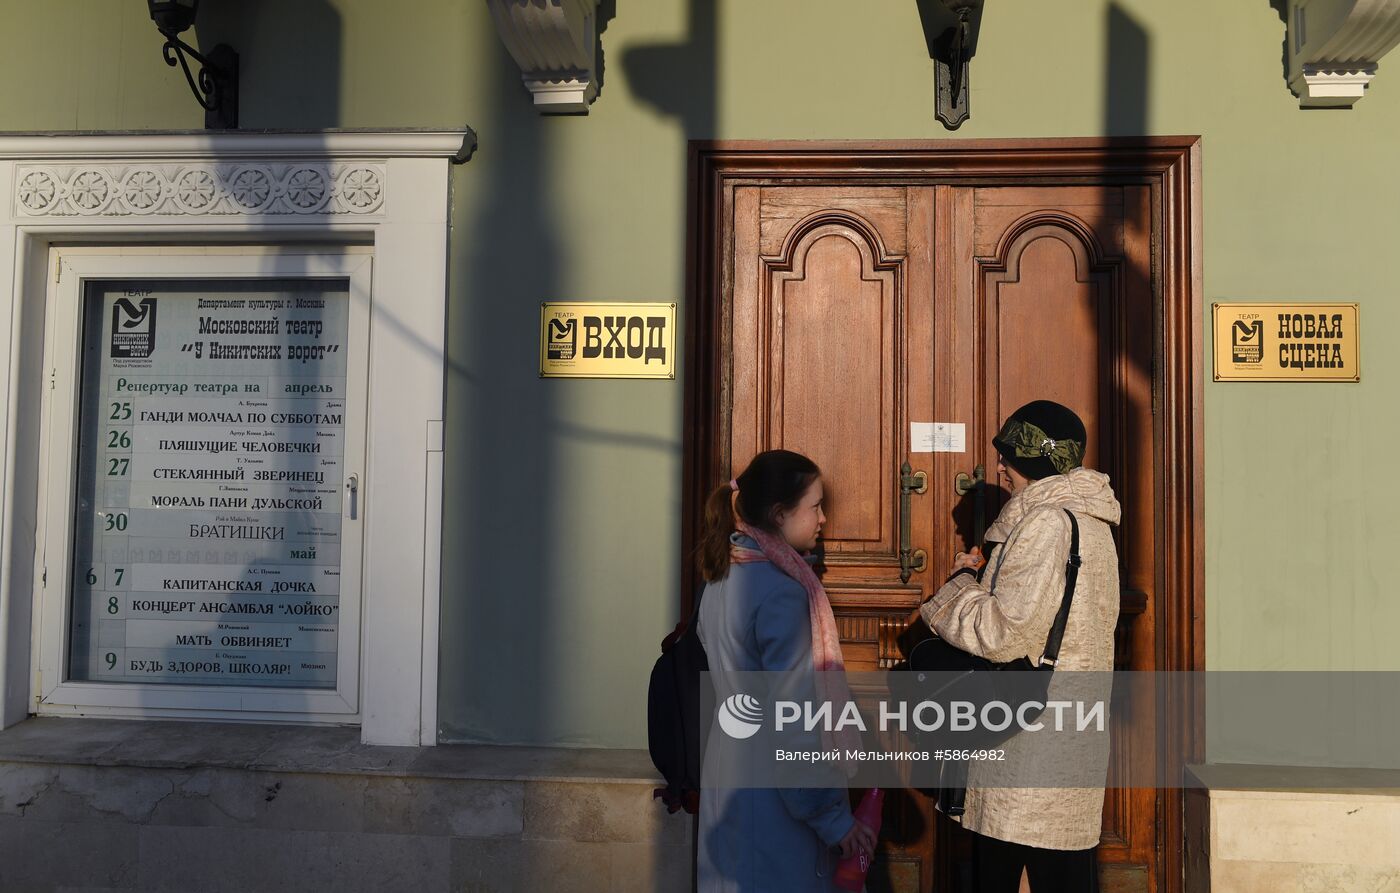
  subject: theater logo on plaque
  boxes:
[1213,302,1360,382]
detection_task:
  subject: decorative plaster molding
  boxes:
[0,130,475,162]
[1296,64,1377,104]
[14,162,386,218]
[487,0,600,113]
[1287,0,1400,107]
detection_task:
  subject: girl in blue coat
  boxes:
[696,449,877,891]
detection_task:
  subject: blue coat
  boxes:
[696,537,855,892]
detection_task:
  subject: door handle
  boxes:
[346,474,359,520]
[899,461,928,583]
[954,464,986,546]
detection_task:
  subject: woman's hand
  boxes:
[835,818,878,861]
[949,546,984,577]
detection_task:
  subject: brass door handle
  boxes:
[953,464,984,497]
[954,464,986,546]
[899,462,928,583]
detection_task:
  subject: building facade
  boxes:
[1,1,1398,890]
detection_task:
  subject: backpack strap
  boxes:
[1037,509,1082,668]
[660,589,706,654]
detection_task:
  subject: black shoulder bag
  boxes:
[892,508,1083,750]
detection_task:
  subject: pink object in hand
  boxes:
[833,787,884,891]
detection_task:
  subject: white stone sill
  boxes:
[0,717,661,786]
[0,128,477,161]
[1187,762,1400,799]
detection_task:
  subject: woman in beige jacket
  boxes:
[917,400,1120,893]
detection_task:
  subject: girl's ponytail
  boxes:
[698,483,737,583]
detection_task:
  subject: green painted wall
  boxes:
[1,0,1396,753]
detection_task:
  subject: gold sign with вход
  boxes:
[539,302,676,380]
[1212,302,1359,382]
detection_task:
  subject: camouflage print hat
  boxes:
[992,400,1087,480]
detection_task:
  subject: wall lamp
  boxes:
[148,0,239,129]
[916,0,986,129]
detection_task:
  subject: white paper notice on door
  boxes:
[911,422,966,453]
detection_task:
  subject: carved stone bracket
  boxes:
[487,0,601,114]
[1286,0,1400,107]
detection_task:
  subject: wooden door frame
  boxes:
[681,137,1204,893]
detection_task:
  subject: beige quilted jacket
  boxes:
[918,467,1122,850]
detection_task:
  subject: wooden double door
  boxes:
[686,141,1204,893]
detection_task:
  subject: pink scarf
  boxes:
[729,485,862,765]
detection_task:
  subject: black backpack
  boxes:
[647,594,710,815]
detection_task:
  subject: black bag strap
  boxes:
[1038,509,1081,668]
[660,588,705,655]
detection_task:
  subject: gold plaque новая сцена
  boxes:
[1213,303,1359,382]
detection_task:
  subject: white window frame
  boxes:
[34,250,371,721]
[0,131,472,745]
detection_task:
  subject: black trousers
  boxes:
[971,830,1100,893]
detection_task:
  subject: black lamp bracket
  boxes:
[916,0,985,130]
[936,9,972,128]
[158,29,239,129]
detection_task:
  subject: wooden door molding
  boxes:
[683,138,1204,893]
[757,211,904,556]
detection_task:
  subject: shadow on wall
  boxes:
[1105,2,1149,136]
[1094,4,1154,892]
[439,7,562,747]
[622,0,717,620]
[438,1,617,747]
[197,0,342,129]
[1267,0,1292,98]
[623,0,718,138]
[623,4,718,888]
[437,0,718,745]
